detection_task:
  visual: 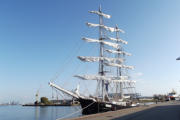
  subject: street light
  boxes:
[176,57,180,60]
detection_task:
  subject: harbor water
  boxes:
[0,105,82,120]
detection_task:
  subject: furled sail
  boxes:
[89,11,111,19]
[86,23,99,27]
[74,75,135,83]
[104,62,134,69]
[77,56,124,63]
[82,37,119,49]
[106,49,132,56]
[103,25,125,33]
[107,37,128,44]
[86,23,125,33]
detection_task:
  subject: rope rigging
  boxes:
[56,101,96,120]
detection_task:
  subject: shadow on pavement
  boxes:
[112,105,180,120]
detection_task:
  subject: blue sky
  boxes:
[0,0,180,103]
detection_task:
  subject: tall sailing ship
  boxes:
[49,6,136,115]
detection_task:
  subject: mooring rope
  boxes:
[56,101,96,120]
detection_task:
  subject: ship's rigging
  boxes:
[49,5,136,114]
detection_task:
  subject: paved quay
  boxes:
[66,101,180,120]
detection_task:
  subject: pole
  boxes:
[115,24,123,99]
[99,5,105,101]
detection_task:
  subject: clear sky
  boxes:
[0,0,180,103]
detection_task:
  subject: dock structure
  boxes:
[65,101,180,120]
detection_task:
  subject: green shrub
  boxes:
[40,97,51,105]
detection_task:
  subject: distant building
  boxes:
[50,99,72,104]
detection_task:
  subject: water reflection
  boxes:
[35,107,39,120]
[0,105,82,120]
[33,106,82,120]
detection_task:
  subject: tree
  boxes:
[40,97,51,105]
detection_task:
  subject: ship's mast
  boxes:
[98,5,105,101]
[115,24,123,99]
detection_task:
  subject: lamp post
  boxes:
[177,57,180,99]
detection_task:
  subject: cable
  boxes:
[56,101,96,120]
[51,39,85,83]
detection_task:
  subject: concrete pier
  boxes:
[66,101,180,120]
